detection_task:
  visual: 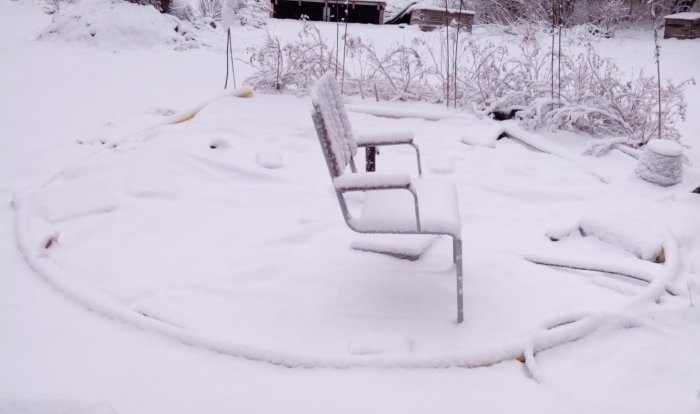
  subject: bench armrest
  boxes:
[355,131,414,146]
[335,173,421,232]
[355,131,422,177]
[333,173,412,191]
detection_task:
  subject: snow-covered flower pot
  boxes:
[635,139,683,186]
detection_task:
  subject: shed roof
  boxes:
[664,12,700,20]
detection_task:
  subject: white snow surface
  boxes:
[0,399,117,414]
[647,139,683,157]
[3,2,700,413]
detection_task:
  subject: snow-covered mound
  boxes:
[38,0,200,49]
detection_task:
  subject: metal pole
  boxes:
[365,147,376,172]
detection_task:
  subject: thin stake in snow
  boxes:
[335,0,340,76]
[341,0,349,94]
[444,0,450,108]
[224,28,237,89]
[651,1,663,142]
[453,0,464,109]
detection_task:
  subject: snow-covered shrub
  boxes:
[588,0,626,37]
[465,0,553,25]
[221,0,270,28]
[170,0,195,21]
[39,0,201,49]
[344,37,437,102]
[245,22,693,147]
[516,44,694,145]
[244,21,335,92]
[453,27,550,109]
[246,24,435,101]
[198,0,222,20]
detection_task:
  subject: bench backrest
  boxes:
[310,72,357,178]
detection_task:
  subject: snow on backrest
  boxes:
[326,74,357,158]
[310,72,357,177]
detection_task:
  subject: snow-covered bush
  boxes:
[452,27,550,109]
[244,21,336,92]
[245,21,694,147]
[465,0,553,25]
[198,0,222,20]
[468,32,693,146]
[221,0,270,28]
[344,37,437,102]
[39,0,201,49]
[515,44,694,145]
[169,0,196,21]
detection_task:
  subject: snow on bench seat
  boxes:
[353,179,461,237]
[334,172,411,191]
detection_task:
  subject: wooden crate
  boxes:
[409,7,474,32]
[664,12,700,39]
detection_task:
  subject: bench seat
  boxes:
[352,180,461,237]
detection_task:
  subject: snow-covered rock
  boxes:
[255,149,283,169]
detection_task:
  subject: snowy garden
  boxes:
[2,0,700,413]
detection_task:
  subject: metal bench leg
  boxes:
[365,146,376,172]
[453,236,464,323]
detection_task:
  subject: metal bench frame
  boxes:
[310,73,464,323]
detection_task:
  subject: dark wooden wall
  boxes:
[664,16,700,38]
[272,1,384,24]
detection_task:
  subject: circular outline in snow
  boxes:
[14,203,527,369]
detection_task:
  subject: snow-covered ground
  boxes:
[2,1,700,413]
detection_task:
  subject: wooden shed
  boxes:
[664,12,700,39]
[409,6,474,32]
[271,0,386,24]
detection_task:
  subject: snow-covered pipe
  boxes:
[522,227,681,382]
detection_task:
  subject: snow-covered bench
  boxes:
[310,72,464,323]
